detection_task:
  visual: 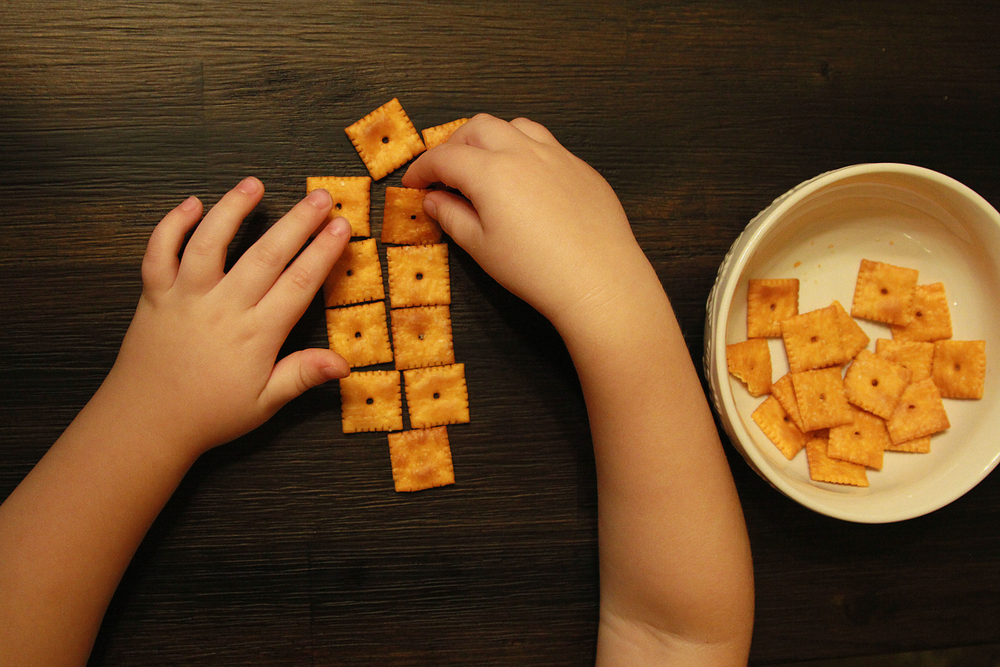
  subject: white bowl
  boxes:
[705,163,1000,523]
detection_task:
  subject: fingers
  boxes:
[259,347,351,415]
[422,190,485,254]
[141,196,204,293]
[509,117,561,145]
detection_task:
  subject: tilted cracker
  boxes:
[931,339,986,399]
[791,367,854,432]
[752,395,809,460]
[831,299,870,359]
[885,435,932,453]
[421,118,469,149]
[326,302,393,369]
[781,304,849,373]
[391,305,456,371]
[387,243,451,308]
[306,176,371,237]
[890,282,952,342]
[726,338,772,397]
[339,370,403,434]
[345,98,426,181]
[381,186,443,245]
[886,378,950,444]
[746,278,799,338]
[403,363,470,429]
[770,373,806,431]
[806,433,869,487]
[323,238,385,307]
[843,349,912,420]
[875,338,934,383]
[850,259,919,326]
[388,426,455,492]
[828,407,889,470]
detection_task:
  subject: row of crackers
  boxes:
[315,98,470,492]
[728,259,986,487]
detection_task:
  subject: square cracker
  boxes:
[403,363,470,429]
[806,433,869,487]
[747,278,799,338]
[828,407,889,470]
[890,282,952,342]
[391,305,456,371]
[306,176,371,237]
[752,395,809,460]
[323,238,385,307]
[770,373,806,431]
[851,259,919,326]
[781,304,849,373]
[875,338,934,383]
[422,118,469,149]
[726,338,772,397]
[791,367,854,432]
[931,339,986,399]
[886,378,950,444]
[843,349,912,420]
[381,187,443,245]
[326,302,393,369]
[388,426,455,492]
[345,98,426,181]
[387,243,451,308]
[885,435,932,453]
[339,370,403,433]
[831,299,870,359]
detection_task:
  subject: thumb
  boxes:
[260,348,350,414]
[423,190,485,255]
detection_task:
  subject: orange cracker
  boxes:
[831,299,870,359]
[842,349,912,420]
[403,363,470,429]
[781,304,849,372]
[747,278,799,338]
[752,396,809,460]
[339,370,403,434]
[326,302,393,369]
[931,339,986,399]
[850,259,919,326]
[322,238,385,307]
[806,433,869,487]
[391,305,456,371]
[791,367,854,432]
[345,98,426,181]
[381,187,443,245]
[890,282,952,342]
[726,338,772,397]
[387,426,455,492]
[828,407,889,470]
[886,378,951,444]
[386,243,451,308]
[422,118,469,149]
[886,435,932,453]
[770,373,806,431]
[306,176,371,237]
[875,338,934,383]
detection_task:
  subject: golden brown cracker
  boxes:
[403,363,470,429]
[391,305,456,371]
[890,282,952,342]
[828,407,889,470]
[339,370,403,433]
[421,118,469,149]
[326,302,393,369]
[875,338,935,383]
[831,299,871,359]
[752,395,809,460]
[931,339,986,399]
[770,373,806,431]
[886,378,951,444]
[747,278,799,338]
[387,426,455,492]
[345,98,426,181]
[323,238,386,307]
[850,259,919,326]
[791,367,854,432]
[842,349,912,420]
[726,338,772,397]
[306,176,372,237]
[885,435,932,453]
[386,243,451,308]
[781,304,849,372]
[381,187,443,245]
[806,433,869,487]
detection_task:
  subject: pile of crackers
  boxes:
[727,259,986,487]
[311,98,470,493]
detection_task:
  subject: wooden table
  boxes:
[2,2,999,664]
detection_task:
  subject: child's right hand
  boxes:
[402,114,656,335]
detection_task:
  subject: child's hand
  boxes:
[402,114,653,334]
[100,177,351,459]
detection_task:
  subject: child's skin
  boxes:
[0,115,753,666]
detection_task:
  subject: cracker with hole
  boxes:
[850,259,919,326]
[781,304,849,372]
[886,378,951,444]
[726,338,771,397]
[875,338,935,383]
[752,395,809,460]
[806,433,869,487]
[828,407,889,470]
[931,339,986,399]
[323,237,385,307]
[391,305,456,371]
[422,118,469,149]
[747,278,799,338]
[326,302,393,368]
[387,426,455,492]
[890,282,952,342]
[306,176,371,237]
[387,243,451,308]
[770,373,806,431]
[345,98,426,181]
[843,349,912,420]
[791,367,854,432]
[382,187,443,245]
[339,370,403,433]
[403,363,470,429]
[831,299,870,359]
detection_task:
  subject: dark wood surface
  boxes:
[2,2,999,665]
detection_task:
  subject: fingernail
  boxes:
[307,188,332,208]
[238,176,262,194]
[327,216,351,237]
[179,195,200,211]
[423,196,438,219]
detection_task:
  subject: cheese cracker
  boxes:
[828,407,889,470]
[781,304,849,372]
[339,370,403,433]
[850,259,919,326]
[931,339,986,399]
[770,373,806,431]
[403,363,470,429]
[322,238,385,307]
[391,305,456,371]
[886,378,950,444]
[842,349,911,420]
[875,338,934,383]
[791,367,854,432]
[381,187,443,245]
[831,299,870,359]
[306,176,371,237]
[885,435,932,453]
[806,433,869,487]
[421,118,469,149]
[345,98,425,181]
[746,278,799,338]
[326,302,393,369]
[387,426,455,492]
[726,338,771,397]
[890,282,952,342]
[752,395,809,460]
[386,243,451,308]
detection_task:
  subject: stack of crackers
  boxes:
[727,259,986,488]
[311,98,470,493]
